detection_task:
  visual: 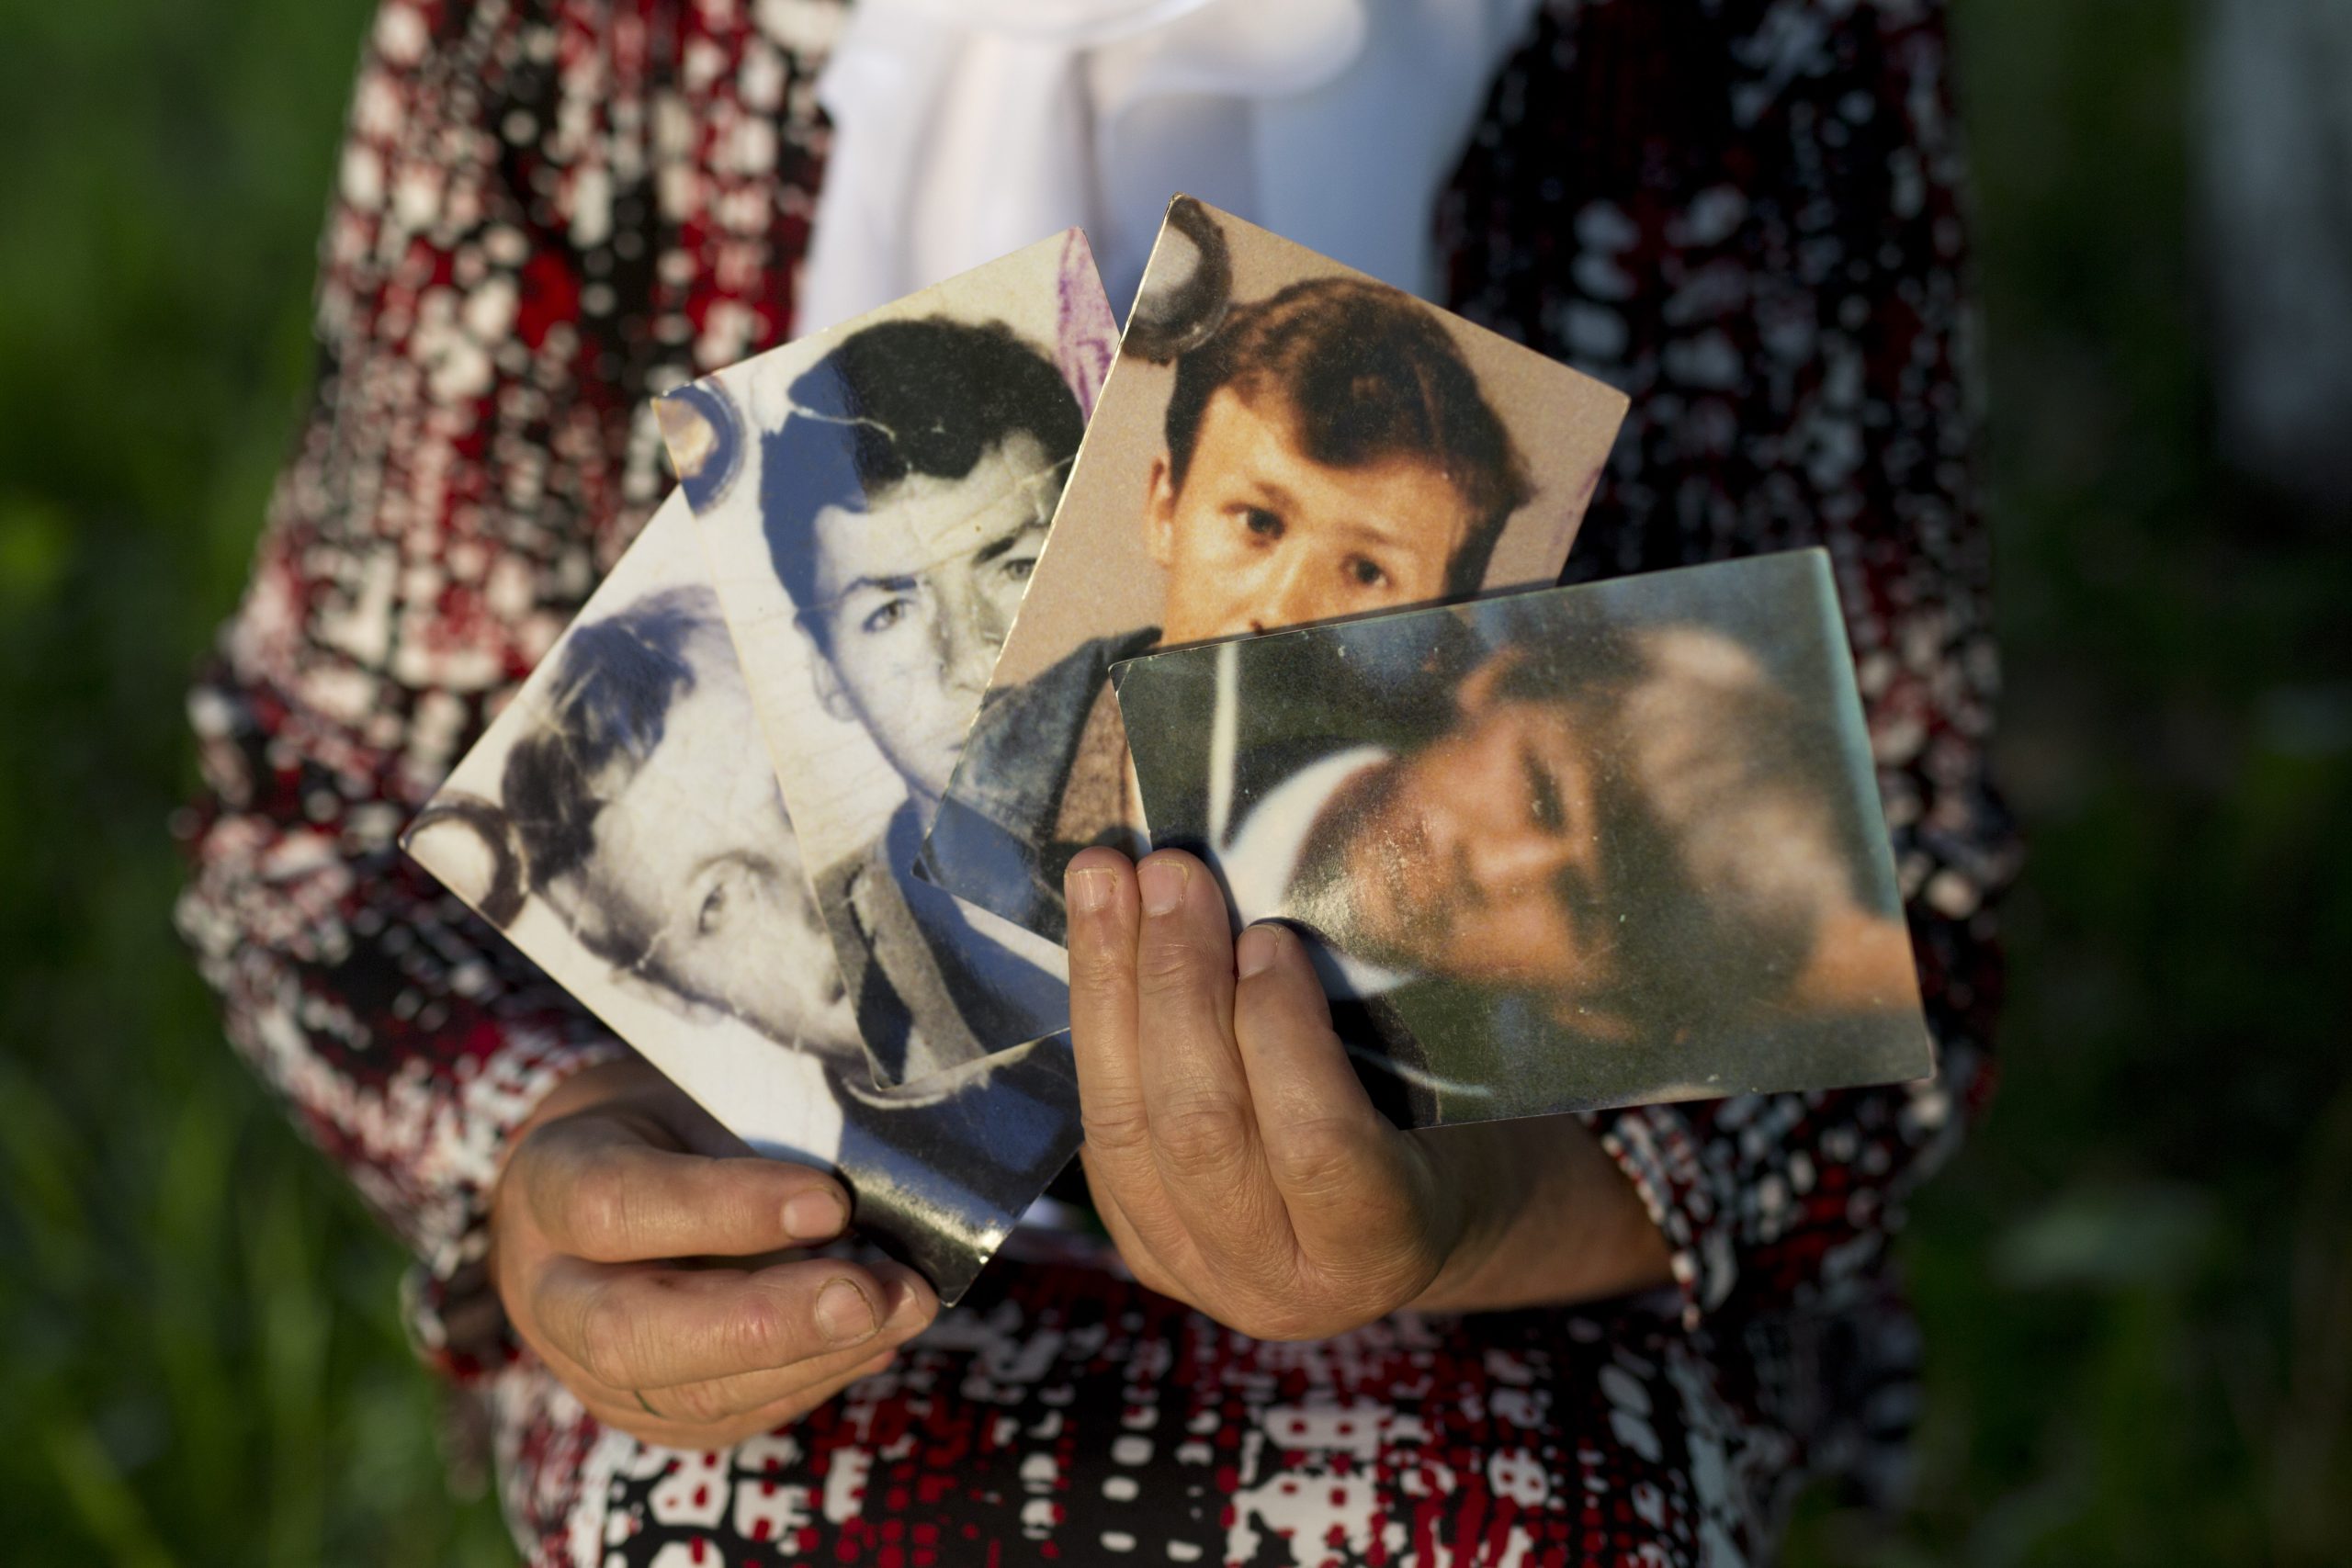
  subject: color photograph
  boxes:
[918,197,1630,945]
[25,1,2347,1561]
[1114,549,1933,1124]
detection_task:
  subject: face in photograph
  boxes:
[500,585,856,1055]
[1144,275,1530,647]
[1115,550,1929,1122]
[1298,627,1894,1044]
[803,434,1057,807]
[915,204,1632,952]
[1324,649,1622,1007]
[407,502,1092,1300]
[761,318,1084,819]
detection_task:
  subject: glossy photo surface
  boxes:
[656,233,1115,1087]
[1113,550,1935,1126]
[402,495,1083,1303]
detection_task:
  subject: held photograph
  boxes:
[657,232,1117,1086]
[400,495,1084,1302]
[916,197,1631,947]
[1112,549,1935,1127]
[76,2,2342,1560]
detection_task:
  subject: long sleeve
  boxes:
[175,0,844,1374]
[172,2,2024,1557]
[1438,0,2020,1329]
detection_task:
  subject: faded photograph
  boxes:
[1113,549,1935,1127]
[402,496,1083,1302]
[919,197,1630,945]
[662,232,1115,1085]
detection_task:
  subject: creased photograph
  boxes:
[917,197,1631,946]
[658,231,1114,1085]
[401,495,1083,1302]
[1113,549,1935,1126]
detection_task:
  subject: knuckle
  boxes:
[1152,1096,1255,1175]
[726,1290,795,1368]
[1235,978,1338,1043]
[1228,1276,1345,1342]
[562,1158,639,1257]
[1265,1118,1368,1202]
[574,1289,639,1387]
[1079,1102,1154,1159]
[514,1122,587,1223]
[1250,1306,1335,1342]
[1308,1224,1442,1312]
[505,1121,562,1196]
[1213,1293,1298,1342]
[1133,933,1210,996]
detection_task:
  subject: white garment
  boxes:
[797,0,1546,333]
[1219,744,1413,1000]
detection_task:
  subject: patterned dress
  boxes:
[175,1,2018,1562]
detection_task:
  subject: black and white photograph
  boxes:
[916,197,1630,948]
[401,495,1084,1302]
[1112,549,1936,1126]
[659,231,1115,1088]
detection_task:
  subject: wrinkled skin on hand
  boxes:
[489,1057,936,1449]
[1062,847,1675,1342]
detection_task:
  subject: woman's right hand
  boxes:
[489,1055,937,1449]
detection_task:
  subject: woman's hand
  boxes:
[1063,847,1674,1339]
[489,1056,936,1449]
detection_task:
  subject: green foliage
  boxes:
[0,1,510,1561]
[0,0,2342,1562]
[1787,1,2352,1563]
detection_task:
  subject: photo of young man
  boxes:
[496,582,856,1058]
[403,502,1084,1301]
[919,198,1628,946]
[747,316,1080,1078]
[662,234,1118,1085]
[1112,551,1934,1126]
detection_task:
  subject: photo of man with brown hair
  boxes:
[922,225,1555,945]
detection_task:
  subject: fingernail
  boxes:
[1236,923,1282,979]
[1068,866,1114,916]
[783,1190,845,1241]
[1137,857,1188,917]
[815,1279,878,1345]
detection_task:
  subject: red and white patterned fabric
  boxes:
[176,2,2017,1562]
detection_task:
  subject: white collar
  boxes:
[1221,744,1413,998]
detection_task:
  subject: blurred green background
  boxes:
[1,0,2346,1562]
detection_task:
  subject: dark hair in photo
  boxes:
[1484,628,1843,1040]
[498,584,721,968]
[1162,276,1533,596]
[759,317,1085,644]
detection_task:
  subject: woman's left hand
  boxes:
[1057,846,1453,1337]
[1061,845,1676,1339]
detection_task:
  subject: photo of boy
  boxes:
[662,234,1116,1084]
[1111,550,1934,1126]
[745,316,1080,1080]
[403,498,1084,1301]
[918,198,1628,945]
